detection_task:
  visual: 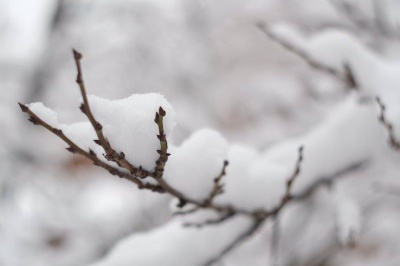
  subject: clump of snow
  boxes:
[263,94,384,194]
[164,129,229,201]
[27,102,59,127]
[215,144,291,211]
[87,93,175,171]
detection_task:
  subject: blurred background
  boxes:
[2,0,400,265]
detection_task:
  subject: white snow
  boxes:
[164,128,229,201]
[335,195,362,246]
[28,102,59,127]
[88,93,175,171]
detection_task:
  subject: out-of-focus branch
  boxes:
[204,218,265,266]
[269,146,303,216]
[293,160,366,201]
[376,97,400,150]
[256,22,358,90]
[329,0,400,40]
[183,211,235,228]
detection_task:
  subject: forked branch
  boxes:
[17,102,164,192]
[73,49,149,179]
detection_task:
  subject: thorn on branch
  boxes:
[79,103,86,114]
[52,128,63,135]
[89,149,96,156]
[109,168,118,176]
[28,116,38,125]
[66,147,76,154]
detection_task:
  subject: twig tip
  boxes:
[18,102,28,112]
[72,49,82,60]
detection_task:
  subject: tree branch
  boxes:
[256,22,358,90]
[18,50,362,265]
[203,218,264,266]
[376,97,400,150]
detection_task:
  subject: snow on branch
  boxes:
[256,22,358,90]
[18,50,315,262]
[19,50,380,265]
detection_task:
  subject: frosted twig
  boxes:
[256,22,358,90]
[376,97,400,150]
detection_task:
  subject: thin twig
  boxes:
[203,146,304,265]
[203,218,264,266]
[203,160,229,206]
[293,160,366,201]
[153,107,170,179]
[267,146,304,217]
[256,22,358,90]
[376,97,400,150]
[173,207,200,216]
[183,211,235,228]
